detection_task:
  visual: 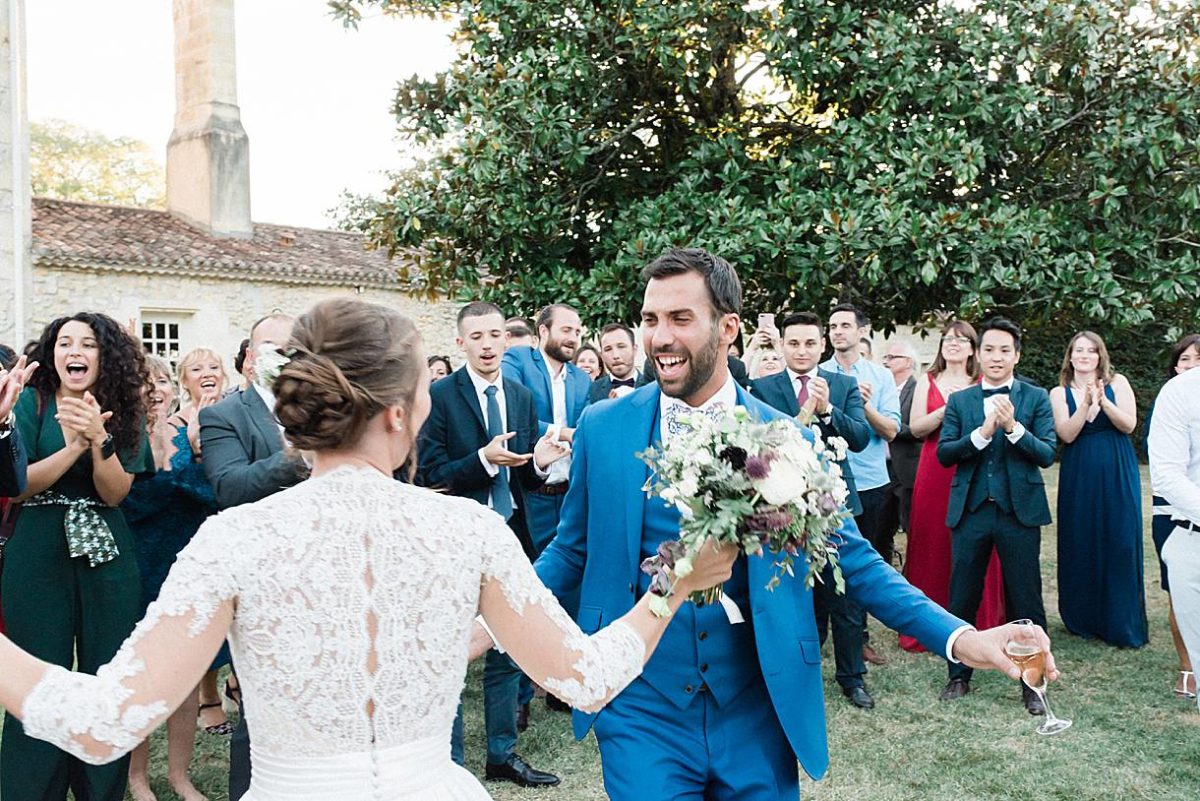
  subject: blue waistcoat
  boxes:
[637,415,759,709]
[966,435,1013,515]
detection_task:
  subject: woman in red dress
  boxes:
[901,320,1006,652]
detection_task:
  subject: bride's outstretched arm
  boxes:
[477,515,735,713]
[0,524,236,765]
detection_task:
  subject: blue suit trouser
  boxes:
[592,676,798,801]
[451,647,523,765]
[949,501,1045,681]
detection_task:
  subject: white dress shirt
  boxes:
[544,354,572,485]
[1149,367,1200,525]
[970,377,1027,450]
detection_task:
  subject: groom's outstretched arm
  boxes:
[534,408,592,600]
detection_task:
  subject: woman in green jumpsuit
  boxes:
[1,312,151,801]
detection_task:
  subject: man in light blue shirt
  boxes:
[822,303,902,671]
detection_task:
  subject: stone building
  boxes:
[1,0,459,366]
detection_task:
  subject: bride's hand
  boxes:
[673,539,739,596]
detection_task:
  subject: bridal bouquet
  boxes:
[639,407,850,618]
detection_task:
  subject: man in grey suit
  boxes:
[884,339,921,538]
[200,313,308,800]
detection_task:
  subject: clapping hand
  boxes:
[992,396,1016,434]
[808,377,831,415]
[858,382,874,404]
[951,622,1060,683]
[0,355,38,422]
[980,407,1000,439]
[56,392,112,450]
[186,394,220,456]
[533,430,569,471]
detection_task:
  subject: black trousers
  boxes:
[948,501,1046,681]
[813,578,866,689]
[229,679,250,800]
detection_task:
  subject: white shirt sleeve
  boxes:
[945,624,975,663]
[970,428,992,450]
[1149,386,1200,524]
[1005,422,1026,443]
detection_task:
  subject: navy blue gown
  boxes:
[1056,385,1148,647]
[122,425,231,669]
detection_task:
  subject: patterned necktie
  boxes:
[796,374,810,408]
[484,386,513,520]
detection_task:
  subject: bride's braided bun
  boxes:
[273,298,424,451]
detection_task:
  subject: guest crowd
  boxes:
[0,286,1196,800]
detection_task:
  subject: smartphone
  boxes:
[757,313,776,331]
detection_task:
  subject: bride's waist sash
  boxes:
[248,735,460,800]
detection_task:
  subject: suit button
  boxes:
[628,583,634,593]
[700,664,709,673]
[698,631,708,641]
[684,684,694,694]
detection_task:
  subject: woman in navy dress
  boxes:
[1145,334,1200,696]
[123,351,227,801]
[1050,331,1147,647]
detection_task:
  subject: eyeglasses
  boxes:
[942,336,972,345]
[882,355,911,362]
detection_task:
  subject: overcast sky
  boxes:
[26,0,455,228]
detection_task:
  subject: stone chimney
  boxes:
[166,0,251,237]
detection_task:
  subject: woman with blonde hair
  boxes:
[1050,331,1146,648]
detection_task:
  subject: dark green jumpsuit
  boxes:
[1,387,152,801]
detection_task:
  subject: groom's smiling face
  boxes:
[641,271,739,405]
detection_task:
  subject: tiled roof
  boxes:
[31,197,419,289]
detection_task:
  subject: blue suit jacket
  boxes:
[0,426,27,498]
[534,381,964,780]
[501,346,591,436]
[417,367,544,513]
[936,380,1056,529]
[750,369,871,514]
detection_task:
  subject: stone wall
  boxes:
[0,0,32,347]
[30,264,462,369]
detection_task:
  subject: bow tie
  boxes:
[981,386,1011,398]
[662,399,728,438]
[610,377,637,388]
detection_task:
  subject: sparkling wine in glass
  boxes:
[1005,621,1071,735]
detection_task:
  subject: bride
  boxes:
[0,298,737,801]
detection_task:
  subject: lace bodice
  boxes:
[19,466,645,764]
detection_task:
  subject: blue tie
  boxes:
[484,386,513,520]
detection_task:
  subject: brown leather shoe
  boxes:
[938,678,970,701]
[863,644,888,666]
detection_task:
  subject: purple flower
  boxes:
[745,455,772,480]
[747,509,794,532]
[817,493,839,514]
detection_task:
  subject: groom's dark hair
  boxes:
[641,248,742,317]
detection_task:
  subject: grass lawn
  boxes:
[4,466,1197,800]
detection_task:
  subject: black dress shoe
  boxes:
[516,702,530,732]
[842,686,876,709]
[545,694,571,713]
[1022,684,1046,716]
[485,754,561,787]
[938,678,970,701]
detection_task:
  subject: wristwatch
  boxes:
[99,432,116,460]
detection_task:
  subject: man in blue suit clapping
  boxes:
[533,248,1059,800]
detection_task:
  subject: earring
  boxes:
[393,423,404,433]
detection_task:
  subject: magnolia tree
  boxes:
[333,0,1200,334]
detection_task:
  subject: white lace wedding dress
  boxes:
[18,466,646,800]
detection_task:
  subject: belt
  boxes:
[532,482,570,497]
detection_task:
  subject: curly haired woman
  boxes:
[0,312,153,801]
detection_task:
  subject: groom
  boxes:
[533,248,1056,799]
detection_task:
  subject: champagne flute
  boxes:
[1005,619,1071,735]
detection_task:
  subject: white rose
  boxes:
[753,458,805,506]
[677,477,699,499]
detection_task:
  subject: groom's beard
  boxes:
[657,323,722,401]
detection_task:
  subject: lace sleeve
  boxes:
[17,515,238,764]
[476,510,645,713]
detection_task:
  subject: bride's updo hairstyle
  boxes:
[273,298,424,451]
